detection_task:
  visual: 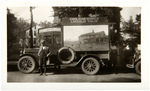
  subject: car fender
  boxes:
[135,55,141,64]
[19,53,39,67]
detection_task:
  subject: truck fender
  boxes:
[76,54,103,66]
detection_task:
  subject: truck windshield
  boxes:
[44,34,61,44]
[36,27,61,46]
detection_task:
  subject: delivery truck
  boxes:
[17,17,140,75]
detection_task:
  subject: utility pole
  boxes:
[29,7,35,48]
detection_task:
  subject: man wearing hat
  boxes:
[38,39,51,76]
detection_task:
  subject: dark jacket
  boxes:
[38,46,50,57]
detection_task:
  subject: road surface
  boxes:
[7,65,141,82]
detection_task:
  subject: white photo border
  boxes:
[1,0,149,90]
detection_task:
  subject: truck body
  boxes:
[17,17,140,75]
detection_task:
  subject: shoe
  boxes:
[39,73,43,76]
[44,73,47,76]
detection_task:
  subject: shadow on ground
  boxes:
[7,64,136,75]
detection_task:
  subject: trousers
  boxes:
[39,56,47,74]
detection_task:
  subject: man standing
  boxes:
[38,40,51,76]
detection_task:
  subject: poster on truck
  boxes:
[62,17,109,51]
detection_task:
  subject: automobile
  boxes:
[126,44,141,75]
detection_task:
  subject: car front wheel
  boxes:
[17,56,36,73]
[135,60,141,75]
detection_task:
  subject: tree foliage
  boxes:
[7,8,31,42]
[135,14,141,44]
[7,8,19,59]
[121,14,141,47]
[7,8,17,46]
[7,8,31,59]
[39,21,53,27]
[52,7,121,21]
[16,18,30,39]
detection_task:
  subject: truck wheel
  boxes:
[58,47,75,64]
[81,57,100,75]
[135,61,141,75]
[18,56,36,74]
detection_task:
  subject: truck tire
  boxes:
[135,60,141,75]
[18,56,36,74]
[58,47,76,64]
[81,57,100,75]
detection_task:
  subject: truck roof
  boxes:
[38,31,61,36]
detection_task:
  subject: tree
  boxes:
[7,8,21,60]
[52,7,119,18]
[135,14,141,44]
[16,18,30,39]
[7,8,17,47]
[39,21,53,27]
[121,14,141,48]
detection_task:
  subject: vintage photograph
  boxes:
[7,6,142,83]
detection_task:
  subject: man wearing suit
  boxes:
[38,39,51,76]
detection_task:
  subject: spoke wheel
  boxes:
[81,57,100,75]
[18,56,36,73]
[135,61,141,75]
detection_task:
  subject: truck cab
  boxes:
[17,26,62,73]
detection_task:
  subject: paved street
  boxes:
[7,64,141,82]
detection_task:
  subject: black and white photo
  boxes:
[0,0,149,90]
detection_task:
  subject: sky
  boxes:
[120,7,141,21]
[8,7,141,24]
[9,7,54,23]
